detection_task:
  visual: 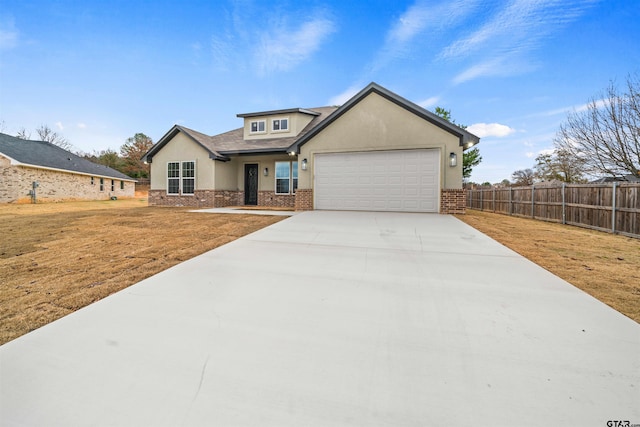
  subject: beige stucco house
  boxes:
[0,133,136,203]
[143,83,480,213]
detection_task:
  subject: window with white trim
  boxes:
[99,178,104,191]
[111,180,115,191]
[275,161,297,194]
[167,161,196,195]
[167,162,180,194]
[250,120,266,133]
[272,118,289,132]
[182,161,195,194]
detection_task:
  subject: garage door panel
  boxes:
[315,149,440,213]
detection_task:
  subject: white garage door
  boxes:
[314,149,440,212]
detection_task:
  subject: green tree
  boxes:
[433,107,482,179]
[463,147,482,180]
[86,149,124,171]
[120,133,154,178]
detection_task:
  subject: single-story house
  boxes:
[0,132,136,203]
[143,82,480,213]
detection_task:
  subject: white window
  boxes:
[167,161,195,195]
[275,161,298,194]
[272,118,289,132]
[111,180,115,191]
[250,120,266,133]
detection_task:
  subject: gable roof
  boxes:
[143,107,337,163]
[0,132,135,181]
[288,82,480,154]
[143,82,480,163]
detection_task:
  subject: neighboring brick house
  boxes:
[0,133,136,203]
[143,82,480,213]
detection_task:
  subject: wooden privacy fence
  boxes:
[466,183,640,238]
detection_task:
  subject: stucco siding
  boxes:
[298,92,463,190]
[0,156,134,203]
[243,112,315,140]
[149,133,215,190]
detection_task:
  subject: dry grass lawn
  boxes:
[0,199,284,344]
[456,210,640,323]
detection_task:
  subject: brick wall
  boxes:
[0,160,134,203]
[440,189,466,214]
[257,191,295,208]
[148,190,241,208]
[294,189,313,211]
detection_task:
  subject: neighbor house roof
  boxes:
[144,106,337,163]
[288,82,480,154]
[0,133,135,181]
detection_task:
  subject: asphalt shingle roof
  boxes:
[0,133,134,181]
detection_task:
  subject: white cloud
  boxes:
[375,0,479,69]
[257,16,336,74]
[441,0,599,83]
[418,96,440,109]
[77,123,87,129]
[55,121,64,131]
[328,84,362,106]
[467,122,515,138]
[211,5,336,76]
[526,152,535,158]
[0,18,18,50]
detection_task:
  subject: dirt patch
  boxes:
[456,210,640,323]
[0,200,285,344]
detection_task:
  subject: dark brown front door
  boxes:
[244,164,258,205]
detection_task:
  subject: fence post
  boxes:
[562,183,566,225]
[480,189,483,211]
[493,187,496,212]
[531,185,535,218]
[509,187,512,215]
[612,182,617,233]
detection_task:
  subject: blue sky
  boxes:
[1,0,638,183]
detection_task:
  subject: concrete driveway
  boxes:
[1,211,638,426]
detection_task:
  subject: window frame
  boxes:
[167,162,180,195]
[99,178,104,192]
[275,161,297,195]
[167,160,196,195]
[181,161,195,195]
[250,120,266,134]
[120,181,124,190]
[111,179,115,192]
[272,117,289,133]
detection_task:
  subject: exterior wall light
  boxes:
[301,158,308,171]
[263,167,269,176]
[449,152,457,167]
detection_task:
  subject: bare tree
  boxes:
[511,168,536,186]
[534,148,587,183]
[16,127,32,140]
[35,124,73,151]
[554,74,640,178]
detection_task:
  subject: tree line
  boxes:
[7,124,154,179]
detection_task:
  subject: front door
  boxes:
[244,164,258,205]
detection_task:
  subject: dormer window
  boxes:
[250,120,266,133]
[272,118,289,132]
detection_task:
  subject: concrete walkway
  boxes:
[1,211,638,426]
